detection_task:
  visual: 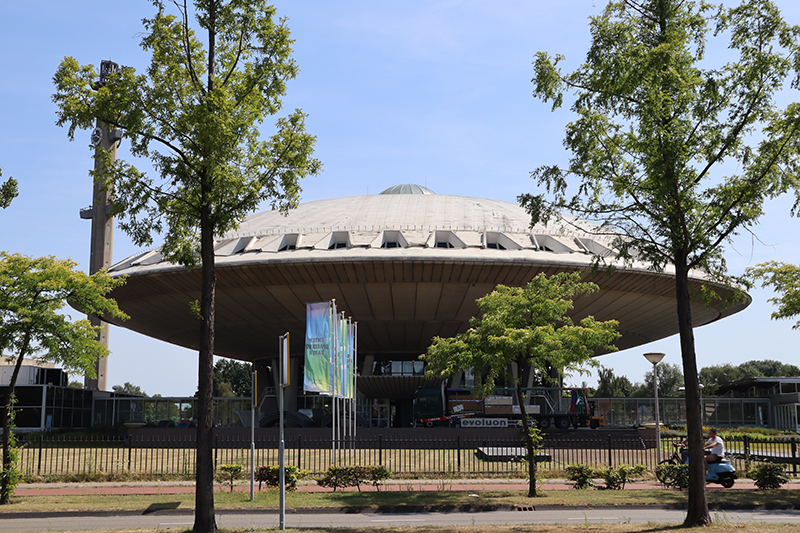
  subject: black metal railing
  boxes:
[15,433,799,480]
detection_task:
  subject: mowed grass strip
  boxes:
[7,526,800,533]
[2,488,800,514]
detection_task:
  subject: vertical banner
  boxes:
[304,302,333,393]
[346,320,356,399]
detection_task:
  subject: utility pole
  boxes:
[80,60,120,391]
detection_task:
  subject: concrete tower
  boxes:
[81,60,120,391]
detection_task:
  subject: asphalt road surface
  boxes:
[2,508,800,532]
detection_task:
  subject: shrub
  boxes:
[255,465,300,491]
[364,465,392,491]
[565,463,595,489]
[317,466,359,492]
[316,465,393,492]
[749,463,789,490]
[0,405,21,502]
[598,464,647,490]
[218,464,244,492]
[655,464,689,490]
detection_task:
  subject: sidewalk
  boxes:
[14,477,800,496]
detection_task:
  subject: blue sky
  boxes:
[1,1,799,397]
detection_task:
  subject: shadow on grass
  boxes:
[143,501,181,514]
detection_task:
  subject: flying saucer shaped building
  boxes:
[104,185,749,425]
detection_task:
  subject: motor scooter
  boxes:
[658,443,737,488]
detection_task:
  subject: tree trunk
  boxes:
[674,260,710,527]
[514,365,537,497]
[193,201,217,532]
[195,2,219,531]
[1,334,31,505]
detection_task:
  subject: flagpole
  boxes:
[330,301,336,465]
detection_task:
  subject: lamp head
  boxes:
[643,352,666,365]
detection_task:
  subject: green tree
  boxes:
[52,2,320,530]
[699,359,799,395]
[423,271,620,497]
[737,359,800,378]
[643,362,684,398]
[112,382,148,396]
[525,0,800,525]
[698,363,741,396]
[0,170,17,209]
[595,365,634,397]
[212,359,252,397]
[748,262,800,329]
[0,252,126,503]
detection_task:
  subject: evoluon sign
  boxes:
[460,418,508,428]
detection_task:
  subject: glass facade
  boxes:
[1,385,93,430]
[592,396,770,428]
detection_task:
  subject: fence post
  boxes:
[743,436,750,470]
[127,434,132,471]
[607,434,613,468]
[378,434,383,466]
[457,435,461,474]
[297,435,302,470]
[36,435,43,477]
[214,435,219,470]
[792,437,797,477]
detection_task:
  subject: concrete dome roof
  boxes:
[105,189,750,362]
[379,183,435,195]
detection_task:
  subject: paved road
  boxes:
[3,508,800,532]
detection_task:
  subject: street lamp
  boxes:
[644,352,666,461]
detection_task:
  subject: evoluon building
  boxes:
[103,184,750,427]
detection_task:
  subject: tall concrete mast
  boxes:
[80,60,121,391]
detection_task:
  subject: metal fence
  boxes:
[15,433,800,480]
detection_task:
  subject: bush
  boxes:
[749,463,789,490]
[655,464,689,490]
[317,466,359,492]
[218,464,244,492]
[597,464,647,490]
[565,464,595,489]
[316,465,393,492]
[255,465,300,491]
[364,465,392,491]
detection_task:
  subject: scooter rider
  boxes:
[704,428,725,470]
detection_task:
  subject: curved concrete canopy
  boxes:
[104,189,750,362]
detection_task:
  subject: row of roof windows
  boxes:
[217,230,615,256]
[110,230,617,271]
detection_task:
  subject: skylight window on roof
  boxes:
[379,230,408,249]
[328,231,350,250]
[431,231,465,249]
[278,234,298,251]
[484,232,521,251]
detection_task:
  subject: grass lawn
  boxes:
[2,487,800,514]
[7,526,800,533]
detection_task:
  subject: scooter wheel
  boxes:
[720,477,734,488]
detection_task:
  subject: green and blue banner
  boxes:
[304,301,357,398]
[303,301,334,394]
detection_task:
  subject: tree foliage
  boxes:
[637,362,684,398]
[0,170,17,210]
[525,0,800,525]
[748,262,800,329]
[112,382,148,397]
[212,359,252,397]
[52,2,320,530]
[595,365,634,397]
[423,271,620,497]
[699,359,800,395]
[0,252,126,503]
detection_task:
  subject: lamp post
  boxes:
[644,352,666,461]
